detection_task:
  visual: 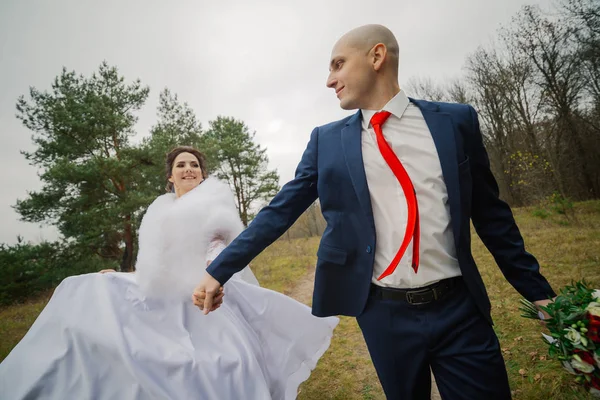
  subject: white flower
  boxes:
[571,358,595,374]
[587,302,600,317]
[565,327,582,345]
[592,289,600,300]
[562,360,578,375]
[590,387,600,398]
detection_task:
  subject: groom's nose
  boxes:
[326,74,337,89]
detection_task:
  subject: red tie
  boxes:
[370,111,420,279]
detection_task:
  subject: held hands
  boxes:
[101,264,225,311]
[192,272,224,315]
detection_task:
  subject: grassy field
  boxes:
[2,201,599,399]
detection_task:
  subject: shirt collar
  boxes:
[361,89,410,128]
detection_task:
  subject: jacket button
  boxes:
[366,246,372,254]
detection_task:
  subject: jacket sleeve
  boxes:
[206,127,320,284]
[467,105,556,302]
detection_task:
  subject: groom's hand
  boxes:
[192,272,223,315]
[533,297,556,324]
[193,287,224,313]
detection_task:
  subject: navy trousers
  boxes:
[356,279,512,400]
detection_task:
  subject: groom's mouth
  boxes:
[336,87,345,97]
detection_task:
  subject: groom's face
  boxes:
[326,40,375,110]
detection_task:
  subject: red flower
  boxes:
[588,325,600,343]
[589,314,600,329]
[591,376,600,391]
[574,349,596,366]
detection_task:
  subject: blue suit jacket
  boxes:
[207,98,556,324]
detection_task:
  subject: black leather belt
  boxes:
[370,277,462,305]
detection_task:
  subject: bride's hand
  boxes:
[192,287,224,312]
[99,269,116,274]
[192,273,224,315]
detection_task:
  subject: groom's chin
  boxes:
[339,100,358,111]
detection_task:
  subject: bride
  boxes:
[0,146,339,400]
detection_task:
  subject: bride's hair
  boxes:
[165,146,209,192]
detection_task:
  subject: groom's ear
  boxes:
[372,43,387,72]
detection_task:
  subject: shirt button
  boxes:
[366,246,372,254]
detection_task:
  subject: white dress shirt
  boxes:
[361,90,462,289]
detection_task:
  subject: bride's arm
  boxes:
[196,235,227,309]
[207,235,227,266]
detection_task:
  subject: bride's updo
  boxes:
[165,146,209,192]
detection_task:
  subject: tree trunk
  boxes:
[121,215,135,272]
[562,112,598,198]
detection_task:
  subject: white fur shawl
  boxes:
[134,177,257,300]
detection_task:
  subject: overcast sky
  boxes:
[0,0,555,245]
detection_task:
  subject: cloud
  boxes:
[0,0,554,244]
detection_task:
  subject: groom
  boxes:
[194,24,556,399]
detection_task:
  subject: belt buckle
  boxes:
[406,289,433,305]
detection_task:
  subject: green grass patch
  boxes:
[2,201,599,399]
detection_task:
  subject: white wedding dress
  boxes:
[0,178,339,400]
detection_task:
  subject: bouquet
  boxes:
[520,280,600,397]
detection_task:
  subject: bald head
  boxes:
[327,24,401,110]
[335,24,399,72]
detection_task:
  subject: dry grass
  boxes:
[0,290,53,361]
[251,237,321,295]
[475,200,600,400]
[281,201,600,400]
[1,201,599,399]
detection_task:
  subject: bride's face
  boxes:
[169,152,204,196]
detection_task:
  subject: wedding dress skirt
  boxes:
[0,272,338,399]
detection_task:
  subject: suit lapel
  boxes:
[341,101,463,245]
[341,111,376,234]
[411,98,462,247]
